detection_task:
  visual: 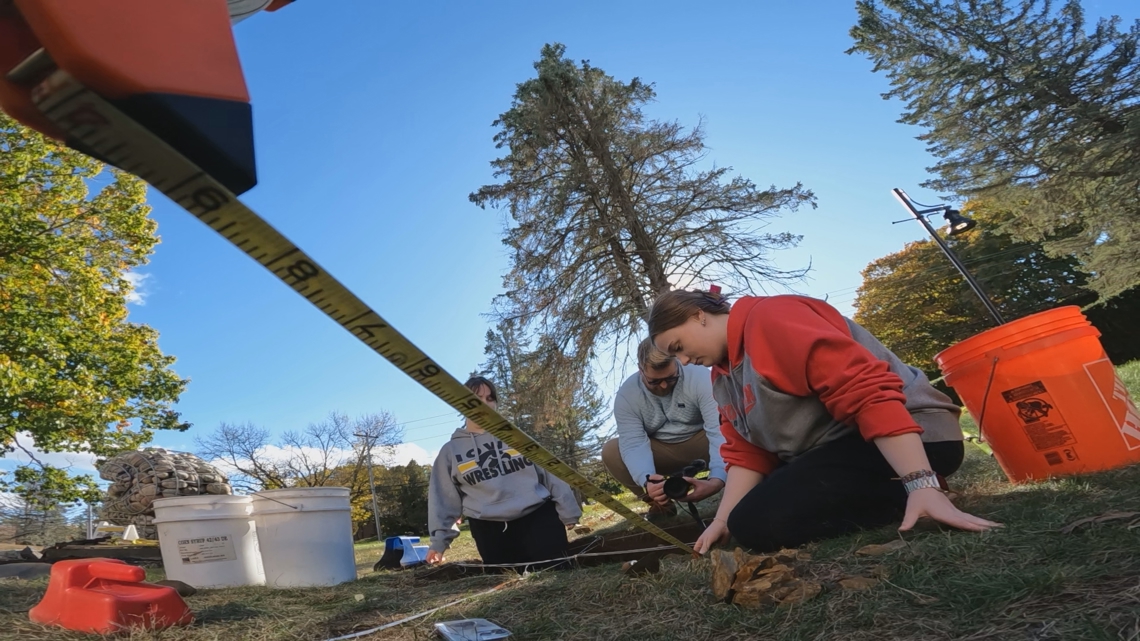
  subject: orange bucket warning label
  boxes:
[1042,447,1079,467]
[1084,359,1140,451]
[1001,381,1077,451]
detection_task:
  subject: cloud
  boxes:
[382,443,435,468]
[123,271,150,305]
[668,271,703,290]
[204,443,356,479]
[0,433,99,475]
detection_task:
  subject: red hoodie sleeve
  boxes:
[742,296,922,441]
[712,372,782,475]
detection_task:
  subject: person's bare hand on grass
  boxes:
[900,488,1002,532]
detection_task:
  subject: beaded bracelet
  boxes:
[896,469,936,484]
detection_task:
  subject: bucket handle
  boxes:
[251,492,300,511]
[973,355,1000,445]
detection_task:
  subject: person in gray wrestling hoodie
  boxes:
[426,376,581,567]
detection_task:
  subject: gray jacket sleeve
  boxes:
[692,369,728,482]
[536,465,582,524]
[614,391,656,488]
[427,450,463,553]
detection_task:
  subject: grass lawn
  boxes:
[4,362,1139,640]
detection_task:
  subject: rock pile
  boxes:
[99,448,232,538]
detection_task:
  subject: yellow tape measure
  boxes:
[30,69,695,556]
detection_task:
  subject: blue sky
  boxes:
[5,0,1137,477]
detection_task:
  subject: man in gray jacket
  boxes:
[602,338,727,515]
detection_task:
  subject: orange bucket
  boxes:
[935,306,1140,482]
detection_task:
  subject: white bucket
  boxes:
[250,487,356,588]
[152,495,266,589]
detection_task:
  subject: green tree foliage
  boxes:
[576,457,625,496]
[849,0,1140,298]
[471,43,815,361]
[1082,285,1140,364]
[481,319,606,469]
[1,464,101,545]
[371,461,430,537]
[1,113,189,456]
[853,202,1094,374]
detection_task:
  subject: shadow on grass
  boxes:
[192,601,265,624]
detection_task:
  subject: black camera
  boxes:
[662,459,708,500]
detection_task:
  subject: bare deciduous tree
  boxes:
[195,422,287,493]
[195,412,402,502]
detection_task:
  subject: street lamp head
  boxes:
[891,187,1005,325]
[943,208,977,236]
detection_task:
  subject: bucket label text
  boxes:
[177,534,237,564]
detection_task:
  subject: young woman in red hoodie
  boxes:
[648,289,1001,554]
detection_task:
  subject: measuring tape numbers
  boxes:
[29,68,695,555]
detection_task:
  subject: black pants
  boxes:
[727,433,964,553]
[467,500,569,568]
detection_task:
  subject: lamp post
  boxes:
[354,432,384,543]
[891,188,1006,326]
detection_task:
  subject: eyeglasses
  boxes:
[642,373,680,387]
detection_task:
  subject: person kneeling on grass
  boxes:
[426,376,582,567]
[647,289,1002,555]
[601,338,727,518]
